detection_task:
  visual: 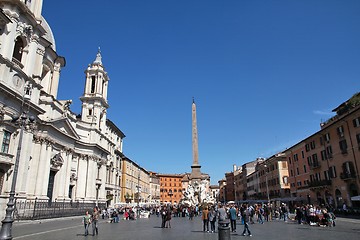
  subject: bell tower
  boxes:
[80,48,109,130]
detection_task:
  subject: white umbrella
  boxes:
[350,195,360,201]
[227,201,235,204]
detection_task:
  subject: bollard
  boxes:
[218,219,231,240]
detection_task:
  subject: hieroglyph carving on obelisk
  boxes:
[190,98,201,180]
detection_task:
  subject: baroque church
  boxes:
[0,0,125,219]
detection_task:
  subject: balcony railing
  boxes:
[308,180,332,188]
[340,172,357,181]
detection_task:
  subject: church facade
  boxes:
[0,0,126,219]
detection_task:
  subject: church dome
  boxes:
[41,17,56,51]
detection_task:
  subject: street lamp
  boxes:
[264,164,270,203]
[234,181,237,204]
[137,171,140,207]
[168,189,173,204]
[0,84,35,240]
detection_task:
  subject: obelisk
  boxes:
[190,98,202,181]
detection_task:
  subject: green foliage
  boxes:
[336,92,360,116]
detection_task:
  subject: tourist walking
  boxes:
[165,206,172,228]
[202,206,209,232]
[257,205,264,224]
[281,203,288,222]
[189,207,195,220]
[217,204,228,222]
[208,207,217,233]
[91,206,100,236]
[241,204,252,237]
[161,206,167,228]
[229,205,237,232]
[83,211,91,236]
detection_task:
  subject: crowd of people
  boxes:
[82,202,336,237]
[156,201,337,237]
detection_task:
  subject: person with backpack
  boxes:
[248,204,255,224]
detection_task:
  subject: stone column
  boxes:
[98,162,106,201]
[55,152,67,199]
[75,155,87,200]
[27,136,41,196]
[0,12,18,59]
[18,131,33,195]
[40,140,53,198]
[50,62,61,98]
[23,35,39,77]
[63,150,73,200]
[86,158,97,200]
[34,138,47,197]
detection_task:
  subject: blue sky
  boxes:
[42,0,360,184]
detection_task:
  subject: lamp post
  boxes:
[0,84,35,240]
[234,181,237,204]
[137,171,140,208]
[136,171,141,218]
[264,164,270,203]
[223,186,226,203]
[168,189,173,204]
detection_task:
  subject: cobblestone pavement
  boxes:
[10,215,360,240]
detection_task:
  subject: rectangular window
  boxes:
[356,133,360,145]
[301,151,304,159]
[329,166,337,178]
[337,126,344,138]
[353,117,360,127]
[310,141,316,150]
[325,133,330,142]
[305,144,310,152]
[339,139,348,154]
[296,167,299,175]
[307,156,312,166]
[288,157,291,164]
[324,170,330,180]
[303,165,307,173]
[1,131,11,154]
[326,145,333,158]
[321,150,327,161]
[91,76,96,93]
[310,174,314,182]
[312,154,318,164]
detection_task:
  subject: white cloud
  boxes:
[313,110,334,116]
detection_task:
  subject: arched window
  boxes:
[13,36,24,62]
